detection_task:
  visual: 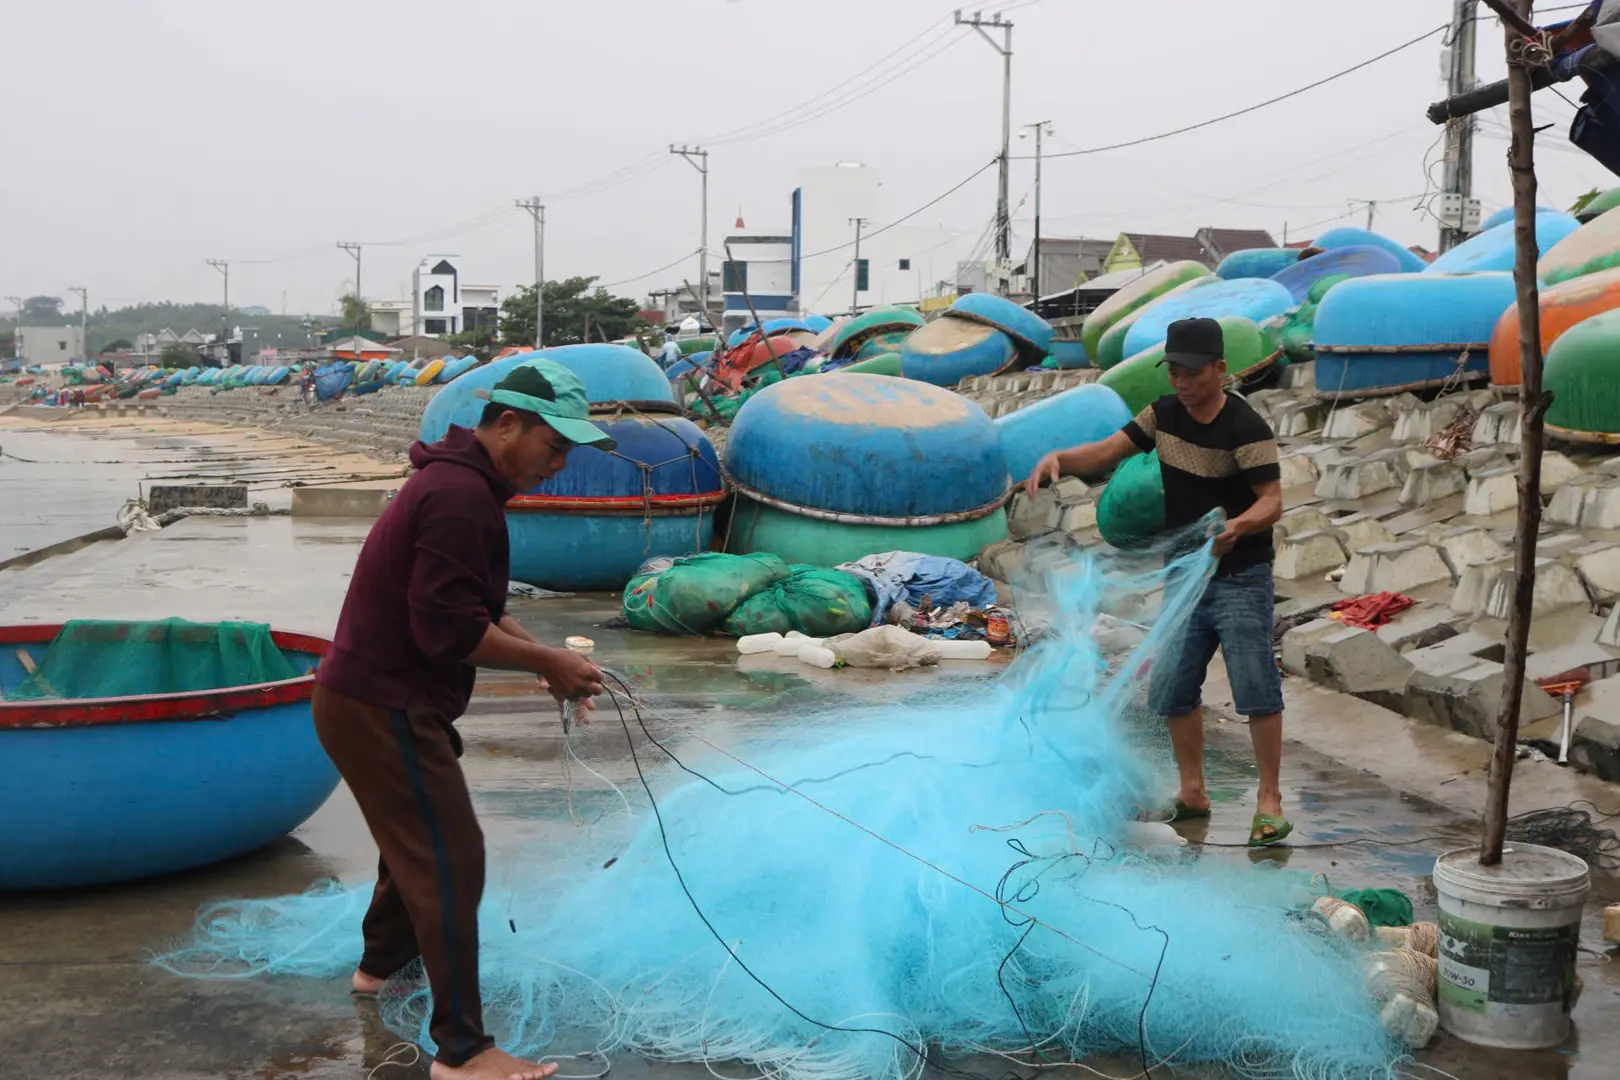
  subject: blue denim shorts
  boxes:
[1148,562,1283,718]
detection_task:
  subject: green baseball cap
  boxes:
[475,359,616,450]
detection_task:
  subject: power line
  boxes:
[1019,24,1450,162]
[597,248,705,289]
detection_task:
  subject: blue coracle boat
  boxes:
[0,623,336,891]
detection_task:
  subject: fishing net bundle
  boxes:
[156,520,1406,1079]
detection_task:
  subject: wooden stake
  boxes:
[1482,0,1548,868]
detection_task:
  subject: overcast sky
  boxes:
[3,0,1612,318]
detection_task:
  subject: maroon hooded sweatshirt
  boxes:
[318,426,516,723]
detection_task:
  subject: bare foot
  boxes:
[351,969,386,996]
[430,1048,558,1080]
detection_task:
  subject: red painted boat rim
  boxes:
[0,624,330,730]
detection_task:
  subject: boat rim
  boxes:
[0,624,329,730]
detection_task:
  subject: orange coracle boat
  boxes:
[1489,265,1620,389]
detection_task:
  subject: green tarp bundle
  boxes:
[622,553,790,635]
[720,566,874,638]
[9,619,303,701]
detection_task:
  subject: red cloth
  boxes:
[1329,591,1414,631]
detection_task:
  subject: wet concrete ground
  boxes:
[2,427,1619,1079]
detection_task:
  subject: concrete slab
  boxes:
[1570,679,1620,781]
[1333,513,1397,554]
[1541,451,1584,493]
[1404,653,1561,739]
[1383,496,1467,537]
[1006,490,1057,539]
[1278,451,1320,489]
[1277,505,1335,539]
[1340,541,1453,596]
[1375,603,1462,653]
[1392,396,1472,444]
[147,483,248,515]
[1059,502,1097,536]
[1455,447,1511,479]
[1574,541,1620,603]
[1052,475,1091,505]
[1315,456,1401,501]
[1433,526,1507,578]
[1399,459,1465,507]
[1322,399,1397,440]
[1471,400,1522,446]
[1272,399,1323,437]
[290,486,393,519]
[1462,466,1520,517]
[1453,555,1589,619]
[1546,475,1615,528]
[1303,625,1414,696]
[1274,530,1349,581]
[1536,531,1589,563]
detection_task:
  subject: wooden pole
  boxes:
[1481,0,1548,867]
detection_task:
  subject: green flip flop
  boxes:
[1169,799,1212,823]
[1248,812,1293,847]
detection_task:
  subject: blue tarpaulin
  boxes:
[313,362,354,402]
[835,551,997,626]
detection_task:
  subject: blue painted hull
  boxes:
[725,373,1008,518]
[1425,213,1580,275]
[420,344,674,442]
[1313,227,1429,273]
[0,640,335,891]
[899,322,1016,386]
[508,510,716,590]
[1216,248,1301,280]
[1047,339,1091,368]
[996,384,1133,480]
[1270,245,1404,303]
[1315,350,1488,397]
[1122,278,1294,358]
[949,292,1054,358]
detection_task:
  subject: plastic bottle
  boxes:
[736,633,783,655]
[931,639,993,660]
[799,645,838,669]
[775,635,823,656]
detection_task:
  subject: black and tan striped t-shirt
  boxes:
[1122,392,1281,575]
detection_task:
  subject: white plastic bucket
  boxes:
[1433,842,1589,1049]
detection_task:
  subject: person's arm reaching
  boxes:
[464,623,603,700]
[1212,479,1283,557]
[1023,429,1141,498]
[498,612,538,644]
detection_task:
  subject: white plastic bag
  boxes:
[827,625,943,672]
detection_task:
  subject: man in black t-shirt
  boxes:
[1024,317,1289,846]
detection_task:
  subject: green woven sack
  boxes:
[1096,451,1166,548]
[720,566,874,638]
[622,552,790,635]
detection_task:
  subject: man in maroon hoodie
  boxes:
[315,359,610,1080]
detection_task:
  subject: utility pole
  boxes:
[670,145,710,327]
[337,242,362,344]
[6,296,20,360]
[516,198,546,347]
[206,259,230,347]
[849,217,868,316]
[1440,0,1479,252]
[956,8,1014,284]
[1021,120,1052,300]
[68,286,87,360]
[1349,199,1379,231]
[1481,0,1548,867]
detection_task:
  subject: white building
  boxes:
[720,221,795,338]
[794,162,961,318]
[17,325,85,364]
[371,256,500,338]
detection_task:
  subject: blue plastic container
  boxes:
[949,292,1054,360]
[899,316,1017,386]
[726,373,1008,518]
[1216,248,1301,280]
[1313,272,1516,398]
[0,625,336,890]
[1425,212,1581,275]
[1048,339,1091,368]
[1271,245,1405,303]
[995,383,1133,481]
[1313,227,1429,274]
[1121,278,1294,359]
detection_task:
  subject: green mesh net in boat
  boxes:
[9,619,304,701]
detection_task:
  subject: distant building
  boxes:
[17,325,85,364]
[646,272,721,328]
[1103,228,1278,274]
[1020,237,1113,294]
[795,162,959,317]
[720,221,795,339]
[371,257,501,338]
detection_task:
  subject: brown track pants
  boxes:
[312,684,494,1067]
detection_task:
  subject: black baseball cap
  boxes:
[1158,317,1225,371]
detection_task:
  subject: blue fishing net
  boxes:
[155,524,1402,1079]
